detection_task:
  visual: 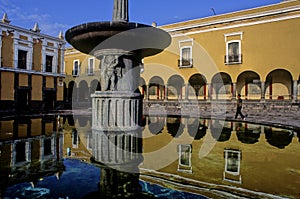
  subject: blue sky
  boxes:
[0,0,281,37]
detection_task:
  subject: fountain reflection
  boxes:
[0,115,299,198]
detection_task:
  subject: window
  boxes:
[177,144,192,173]
[73,60,80,76]
[45,55,53,72]
[16,142,26,162]
[88,58,95,75]
[179,46,193,68]
[223,148,242,183]
[225,41,242,64]
[18,50,27,69]
[44,139,52,156]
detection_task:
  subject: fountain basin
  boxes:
[65,21,171,57]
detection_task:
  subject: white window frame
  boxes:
[177,144,192,173]
[179,46,193,68]
[13,32,33,70]
[73,59,80,76]
[45,54,54,73]
[225,40,242,65]
[223,148,242,184]
[61,61,65,74]
[88,57,95,75]
[15,46,32,70]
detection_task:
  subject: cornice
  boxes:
[0,21,66,44]
[162,3,300,33]
[0,67,66,77]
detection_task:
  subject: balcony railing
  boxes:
[225,54,242,65]
[178,58,193,68]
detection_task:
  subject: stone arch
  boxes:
[237,71,261,100]
[188,73,208,100]
[265,69,293,100]
[211,72,232,100]
[149,76,165,100]
[167,75,185,100]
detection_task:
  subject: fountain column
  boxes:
[65,0,170,197]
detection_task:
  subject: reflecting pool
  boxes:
[0,115,299,198]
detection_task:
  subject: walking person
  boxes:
[235,94,247,120]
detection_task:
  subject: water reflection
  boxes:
[0,115,299,198]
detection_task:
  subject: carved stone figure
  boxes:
[101,55,121,91]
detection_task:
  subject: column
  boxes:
[113,0,129,22]
[146,85,150,100]
[232,82,236,100]
[269,81,273,99]
[164,84,168,101]
[207,83,212,101]
[156,85,159,100]
[185,83,189,100]
[203,84,207,100]
[260,81,265,101]
[293,80,298,102]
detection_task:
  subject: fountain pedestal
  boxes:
[65,0,170,197]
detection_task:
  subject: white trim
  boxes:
[224,32,243,42]
[73,59,80,76]
[43,52,58,73]
[0,67,65,77]
[178,38,194,47]
[179,46,193,68]
[224,149,241,175]
[226,40,242,64]
[61,61,66,75]
[88,57,95,75]
[170,14,300,38]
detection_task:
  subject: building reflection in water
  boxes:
[0,115,299,198]
[0,116,64,197]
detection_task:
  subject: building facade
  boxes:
[142,0,300,102]
[0,14,66,114]
[64,0,300,108]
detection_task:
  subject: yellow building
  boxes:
[64,0,300,108]
[0,13,66,114]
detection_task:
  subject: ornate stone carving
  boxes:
[101,55,122,91]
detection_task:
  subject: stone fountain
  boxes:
[65,0,170,198]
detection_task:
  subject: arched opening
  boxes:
[211,72,232,100]
[78,81,89,101]
[90,79,101,94]
[167,75,185,100]
[237,71,261,100]
[265,69,292,100]
[188,73,208,100]
[149,76,164,100]
[67,81,76,109]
